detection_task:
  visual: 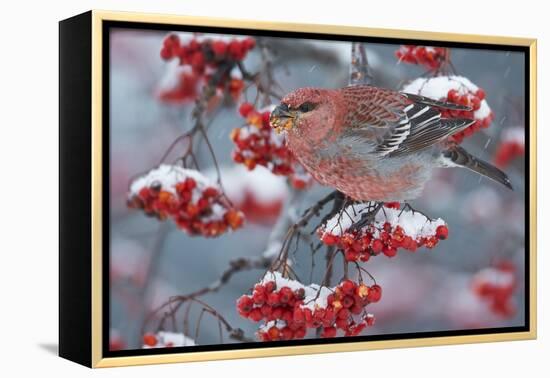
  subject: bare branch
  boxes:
[350,42,373,85]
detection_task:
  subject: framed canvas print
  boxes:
[59,10,537,368]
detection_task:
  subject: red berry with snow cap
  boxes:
[127,165,244,237]
[237,273,380,341]
[143,333,157,347]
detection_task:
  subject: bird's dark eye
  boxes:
[298,102,316,112]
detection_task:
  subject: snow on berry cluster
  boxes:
[221,165,288,225]
[157,34,255,103]
[237,272,379,341]
[230,103,314,190]
[402,76,493,143]
[142,331,196,349]
[471,261,517,318]
[318,203,448,262]
[127,164,244,237]
[395,45,448,70]
[494,127,525,168]
[109,329,126,351]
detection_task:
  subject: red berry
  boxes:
[350,304,363,315]
[361,234,372,247]
[184,177,196,191]
[238,102,255,117]
[138,187,151,201]
[337,308,350,319]
[163,34,180,48]
[252,290,266,305]
[267,326,280,340]
[371,239,384,254]
[294,327,306,339]
[336,318,349,330]
[279,286,294,303]
[321,233,339,246]
[384,202,400,209]
[264,281,276,293]
[242,37,256,50]
[340,279,356,295]
[293,307,305,323]
[471,96,481,111]
[383,245,397,258]
[211,40,227,56]
[344,249,359,262]
[294,288,305,300]
[365,315,375,326]
[436,225,449,240]
[160,47,172,60]
[342,295,354,308]
[476,88,486,100]
[258,304,271,318]
[248,308,263,322]
[228,40,244,60]
[188,39,200,51]
[271,307,283,320]
[203,187,219,198]
[321,327,337,338]
[367,284,382,303]
[280,327,294,340]
[190,51,205,70]
[359,253,370,262]
[143,333,157,347]
[237,295,254,314]
[267,292,281,306]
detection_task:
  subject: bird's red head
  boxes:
[270,87,344,142]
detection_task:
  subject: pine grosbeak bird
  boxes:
[270,85,512,202]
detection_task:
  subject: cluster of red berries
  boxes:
[239,192,284,225]
[159,34,255,102]
[395,45,448,70]
[494,128,525,168]
[230,103,313,190]
[237,273,379,341]
[442,87,494,143]
[143,333,171,348]
[160,34,255,66]
[127,165,244,237]
[318,204,449,262]
[402,77,493,144]
[472,261,517,318]
[158,67,200,104]
[142,331,195,348]
[494,141,524,168]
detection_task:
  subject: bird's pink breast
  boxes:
[289,136,425,201]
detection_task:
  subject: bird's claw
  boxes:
[348,202,383,233]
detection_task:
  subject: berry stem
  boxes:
[350,42,373,85]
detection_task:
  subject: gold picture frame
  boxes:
[59,10,537,368]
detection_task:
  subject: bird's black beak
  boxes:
[270,104,296,133]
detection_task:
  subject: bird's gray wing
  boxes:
[341,86,474,157]
[376,100,475,157]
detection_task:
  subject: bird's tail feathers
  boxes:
[441,145,513,190]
